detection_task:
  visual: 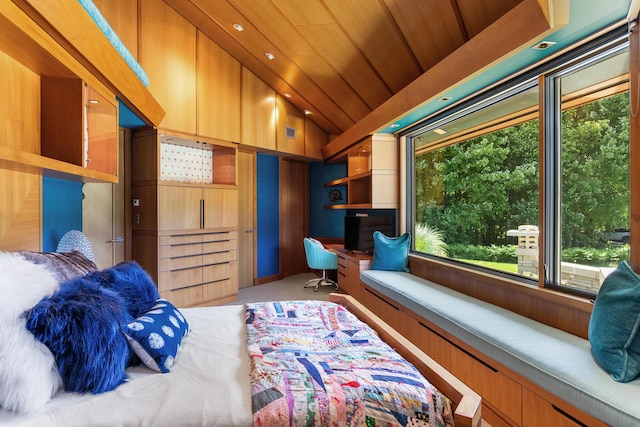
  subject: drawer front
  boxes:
[201,278,237,302]
[160,285,203,308]
[202,230,237,243]
[522,388,605,427]
[159,233,202,246]
[159,241,202,259]
[202,239,235,254]
[202,250,234,265]
[337,256,348,288]
[202,262,230,283]
[158,266,202,292]
[450,345,522,425]
[159,254,203,272]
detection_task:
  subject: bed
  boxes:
[0,252,481,427]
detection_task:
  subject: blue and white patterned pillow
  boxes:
[121,299,190,373]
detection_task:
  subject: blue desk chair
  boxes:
[303,237,338,292]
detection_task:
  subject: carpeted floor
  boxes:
[227,273,338,305]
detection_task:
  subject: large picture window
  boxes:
[408,30,630,296]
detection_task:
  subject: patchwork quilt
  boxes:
[245,300,453,427]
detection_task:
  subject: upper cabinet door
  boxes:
[241,67,276,150]
[139,0,196,134]
[197,33,241,143]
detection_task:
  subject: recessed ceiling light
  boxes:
[233,23,244,32]
[284,93,292,98]
[439,96,451,102]
[304,109,312,115]
[532,40,556,50]
[433,129,447,135]
[265,52,275,60]
[389,124,400,128]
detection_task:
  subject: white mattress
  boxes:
[0,305,253,427]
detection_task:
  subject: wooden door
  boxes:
[237,151,255,288]
[83,130,126,269]
[280,159,307,277]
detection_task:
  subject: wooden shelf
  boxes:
[0,146,118,183]
[322,134,397,210]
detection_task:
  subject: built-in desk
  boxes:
[327,245,372,300]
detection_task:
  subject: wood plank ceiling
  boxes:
[166,0,523,137]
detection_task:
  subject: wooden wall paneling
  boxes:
[131,185,158,231]
[131,130,158,183]
[0,167,40,251]
[197,32,241,143]
[241,67,276,150]
[0,50,40,153]
[139,0,196,133]
[304,116,328,159]
[276,95,305,156]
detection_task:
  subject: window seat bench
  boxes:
[360,269,640,427]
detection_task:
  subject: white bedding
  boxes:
[0,305,252,427]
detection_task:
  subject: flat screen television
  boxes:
[344,215,395,253]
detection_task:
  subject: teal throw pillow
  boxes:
[588,261,640,382]
[369,231,411,272]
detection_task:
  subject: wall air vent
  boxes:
[285,126,296,139]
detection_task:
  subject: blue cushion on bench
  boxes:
[360,269,640,427]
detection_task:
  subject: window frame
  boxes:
[403,24,631,297]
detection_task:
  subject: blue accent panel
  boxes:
[42,177,83,252]
[118,98,146,129]
[308,161,347,238]
[256,154,280,278]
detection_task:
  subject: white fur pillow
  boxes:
[0,252,63,413]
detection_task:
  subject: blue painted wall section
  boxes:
[42,177,83,251]
[256,154,280,278]
[308,161,346,239]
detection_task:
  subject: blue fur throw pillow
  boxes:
[26,277,132,394]
[87,261,159,319]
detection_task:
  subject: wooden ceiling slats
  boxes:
[298,23,393,109]
[384,0,467,71]
[323,0,423,93]
[167,0,526,139]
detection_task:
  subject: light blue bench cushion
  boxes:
[78,0,150,87]
[361,269,640,427]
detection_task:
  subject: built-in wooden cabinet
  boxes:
[332,245,371,301]
[140,0,197,134]
[41,78,118,176]
[324,133,398,209]
[241,67,276,150]
[132,128,239,307]
[197,32,241,142]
